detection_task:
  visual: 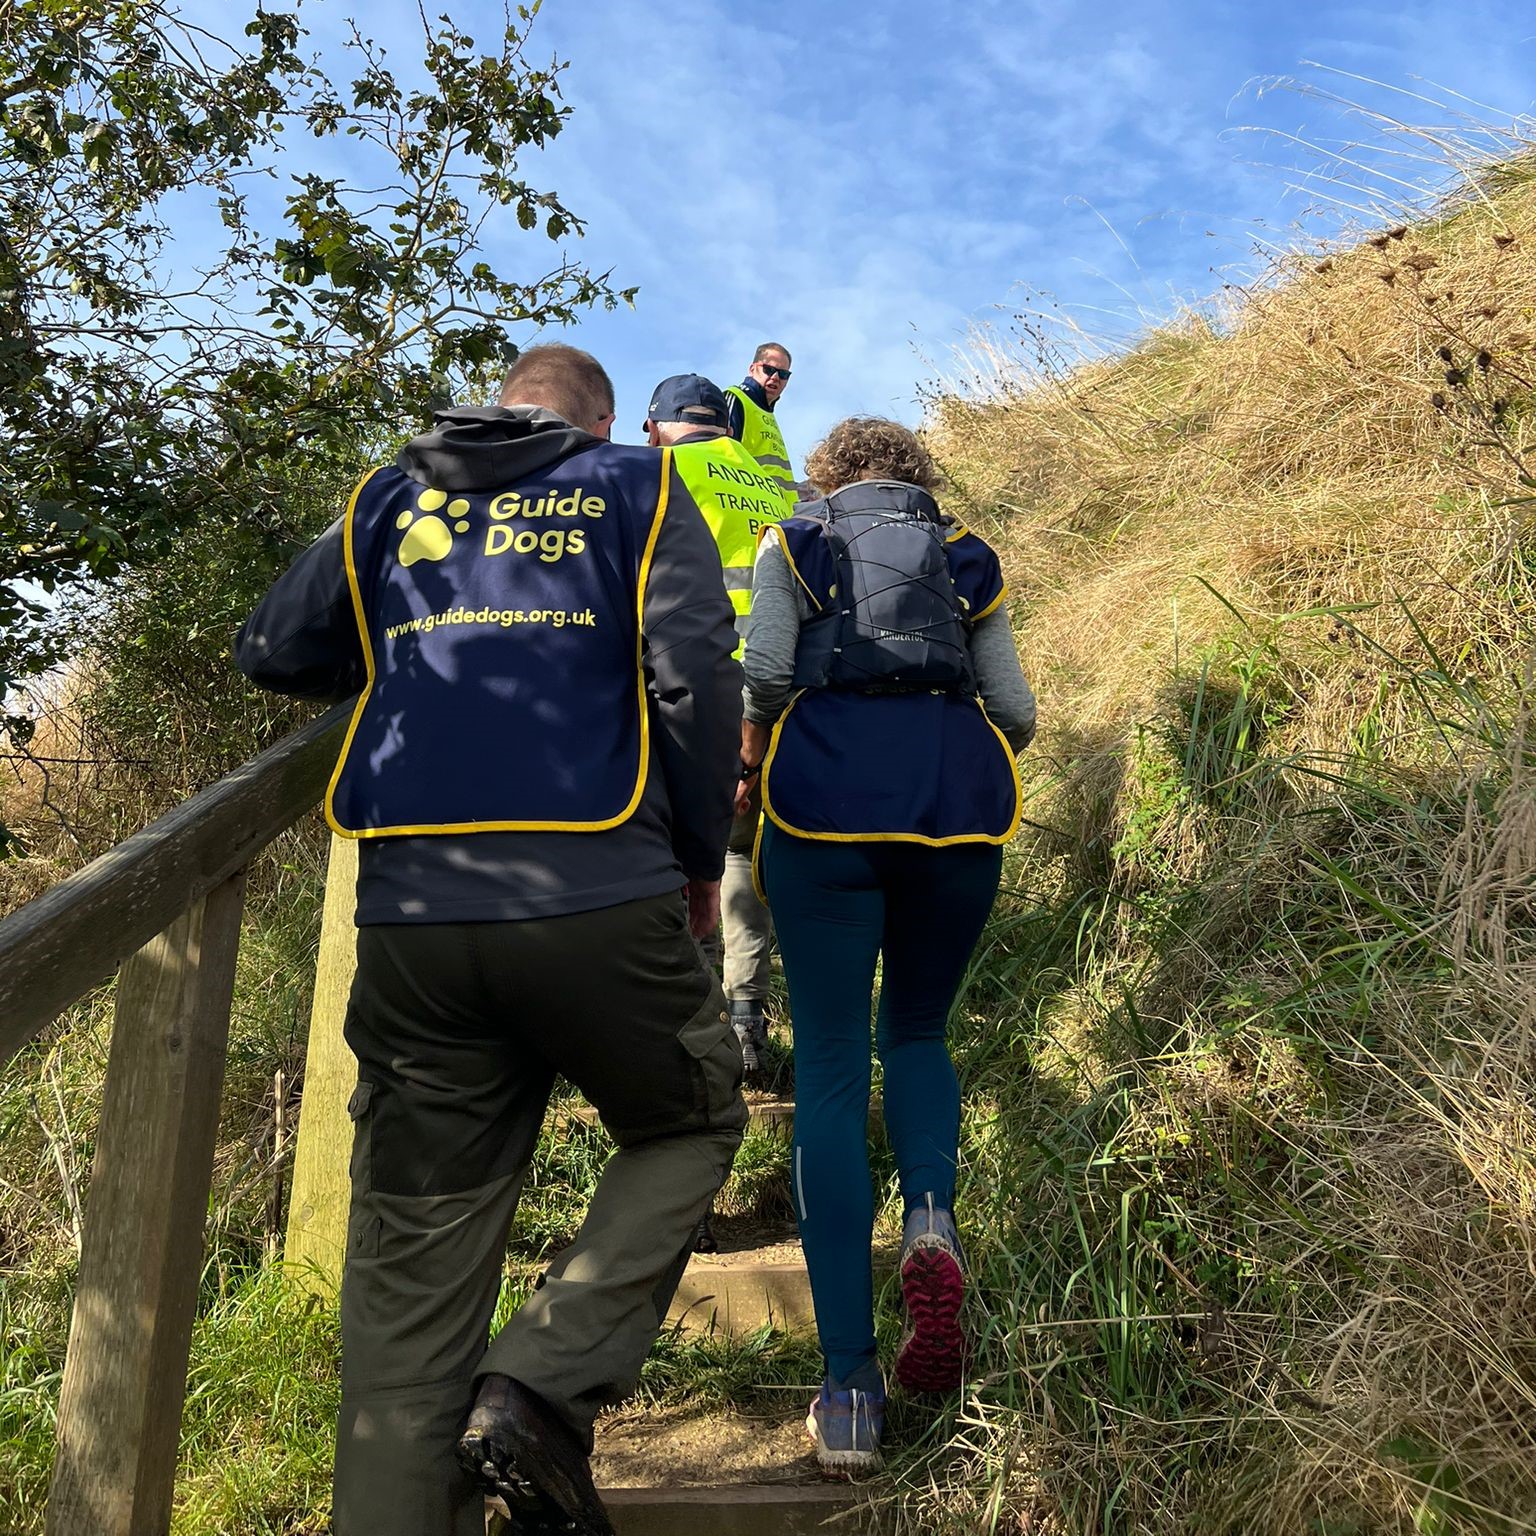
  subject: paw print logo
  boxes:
[396,489,471,567]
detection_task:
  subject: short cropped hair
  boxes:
[752,341,792,365]
[654,420,727,445]
[804,417,943,496]
[499,344,615,431]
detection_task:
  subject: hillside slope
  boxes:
[5,153,1536,1536]
[917,155,1536,1531]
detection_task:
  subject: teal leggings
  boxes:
[759,821,1002,1384]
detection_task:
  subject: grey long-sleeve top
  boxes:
[742,527,1037,750]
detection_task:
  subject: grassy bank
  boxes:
[5,141,1536,1536]
[908,147,1536,1531]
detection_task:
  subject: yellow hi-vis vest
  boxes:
[725,385,797,502]
[672,435,791,655]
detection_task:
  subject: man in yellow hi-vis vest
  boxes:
[645,373,790,657]
[725,341,798,504]
[647,373,790,1096]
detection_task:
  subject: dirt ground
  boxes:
[695,1214,803,1263]
[593,1401,823,1488]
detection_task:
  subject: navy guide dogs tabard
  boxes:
[762,489,1021,850]
[327,445,671,837]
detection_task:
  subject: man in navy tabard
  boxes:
[236,344,745,1536]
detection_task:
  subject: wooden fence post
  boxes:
[45,871,246,1536]
[282,833,359,1296]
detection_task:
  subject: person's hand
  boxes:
[734,719,772,816]
[686,878,721,939]
[732,777,756,817]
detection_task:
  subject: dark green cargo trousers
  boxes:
[331,891,746,1536]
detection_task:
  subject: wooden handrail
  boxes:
[47,873,249,1536]
[0,702,357,1536]
[0,703,351,1066]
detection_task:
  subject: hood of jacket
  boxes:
[396,405,603,492]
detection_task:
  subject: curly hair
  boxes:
[802,416,943,496]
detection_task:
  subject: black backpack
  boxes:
[791,481,976,695]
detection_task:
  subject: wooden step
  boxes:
[668,1232,897,1338]
[489,1485,875,1536]
[669,1253,816,1335]
[605,1483,875,1534]
[593,1404,882,1534]
[744,1099,884,1142]
[745,1098,795,1137]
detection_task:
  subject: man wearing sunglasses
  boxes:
[725,343,798,507]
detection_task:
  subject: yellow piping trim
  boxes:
[327,454,669,838]
[324,467,387,837]
[770,526,822,611]
[758,690,1022,848]
[751,808,768,904]
[972,582,1008,622]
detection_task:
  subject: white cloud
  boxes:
[149,0,1536,457]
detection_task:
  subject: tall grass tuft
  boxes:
[8,90,1536,1536]
[908,109,1536,1536]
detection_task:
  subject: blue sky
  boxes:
[266,1,1534,459]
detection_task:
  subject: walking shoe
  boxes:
[458,1373,615,1535]
[894,1194,968,1394]
[692,1204,719,1253]
[730,999,771,1090]
[805,1374,885,1477]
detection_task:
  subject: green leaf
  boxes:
[0,0,631,701]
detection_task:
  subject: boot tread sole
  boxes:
[894,1243,967,1394]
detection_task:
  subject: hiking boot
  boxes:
[692,1204,719,1253]
[729,999,771,1090]
[457,1373,615,1535]
[894,1194,968,1394]
[806,1370,885,1477]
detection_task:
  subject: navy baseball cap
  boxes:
[646,373,730,430]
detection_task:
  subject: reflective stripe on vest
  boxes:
[672,435,792,655]
[725,385,797,501]
[325,447,669,838]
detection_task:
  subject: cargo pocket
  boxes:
[676,990,748,1134]
[346,1079,382,1260]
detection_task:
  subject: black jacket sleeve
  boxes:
[641,462,743,881]
[234,516,367,702]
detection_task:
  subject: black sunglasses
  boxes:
[758,364,791,380]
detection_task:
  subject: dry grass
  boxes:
[9,106,1536,1536]
[912,131,1536,1534]
[935,182,1536,742]
[0,678,144,915]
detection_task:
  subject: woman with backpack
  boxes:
[738,416,1035,1474]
